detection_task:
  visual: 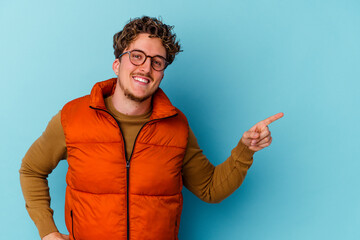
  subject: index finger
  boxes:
[261,112,284,126]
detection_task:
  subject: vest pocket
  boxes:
[70,210,77,240]
[174,217,180,240]
[174,219,178,240]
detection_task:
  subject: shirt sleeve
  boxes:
[182,127,255,203]
[19,111,67,238]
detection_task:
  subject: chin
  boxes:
[124,90,152,103]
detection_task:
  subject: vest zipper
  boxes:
[90,106,177,240]
[126,160,130,240]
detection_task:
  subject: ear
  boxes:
[112,59,120,76]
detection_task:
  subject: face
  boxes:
[113,33,166,103]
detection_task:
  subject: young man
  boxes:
[20,16,283,240]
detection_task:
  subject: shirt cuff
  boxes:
[35,215,59,239]
[231,139,255,168]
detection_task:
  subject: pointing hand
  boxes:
[241,112,284,152]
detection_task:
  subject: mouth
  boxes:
[132,75,152,85]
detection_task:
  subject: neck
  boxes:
[111,84,152,116]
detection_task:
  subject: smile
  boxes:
[132,76,150,84]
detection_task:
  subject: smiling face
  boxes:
[113,33,166,103]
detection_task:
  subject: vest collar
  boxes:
[89,78,178,120]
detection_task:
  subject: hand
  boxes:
[42,232,69,240]
[241,112,284,152]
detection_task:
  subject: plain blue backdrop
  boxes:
[1,0,359,239]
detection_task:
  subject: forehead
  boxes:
[128,33,166,57]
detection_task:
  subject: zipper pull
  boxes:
[126,161,130,168]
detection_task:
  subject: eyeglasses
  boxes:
[119,50,168,71]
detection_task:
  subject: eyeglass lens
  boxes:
[129,50,166,71]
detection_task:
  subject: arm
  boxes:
[182,128,255,203]
[182,112,284,203]
[19,111,68,239]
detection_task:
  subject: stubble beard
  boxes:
[118,78,154,103]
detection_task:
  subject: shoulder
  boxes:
[63,95,91,110]
[61,95,91,126]
[174,107,189,126]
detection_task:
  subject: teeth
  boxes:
[133,76,149,83]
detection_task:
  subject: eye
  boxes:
[152,57,165,68]
[130,51,144,62]
[153,60,161,67]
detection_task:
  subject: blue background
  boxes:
[1,0,359,239]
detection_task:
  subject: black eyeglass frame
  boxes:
[118,49,169,71]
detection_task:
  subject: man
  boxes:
[20,16,283,240]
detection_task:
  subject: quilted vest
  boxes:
[61,78,189,240]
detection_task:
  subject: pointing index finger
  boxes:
[261,112,284,126]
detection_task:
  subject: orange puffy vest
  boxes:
[61,79,189,240]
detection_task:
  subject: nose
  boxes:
[139,57,152,73]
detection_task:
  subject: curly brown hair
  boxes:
[113,16,181,65]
